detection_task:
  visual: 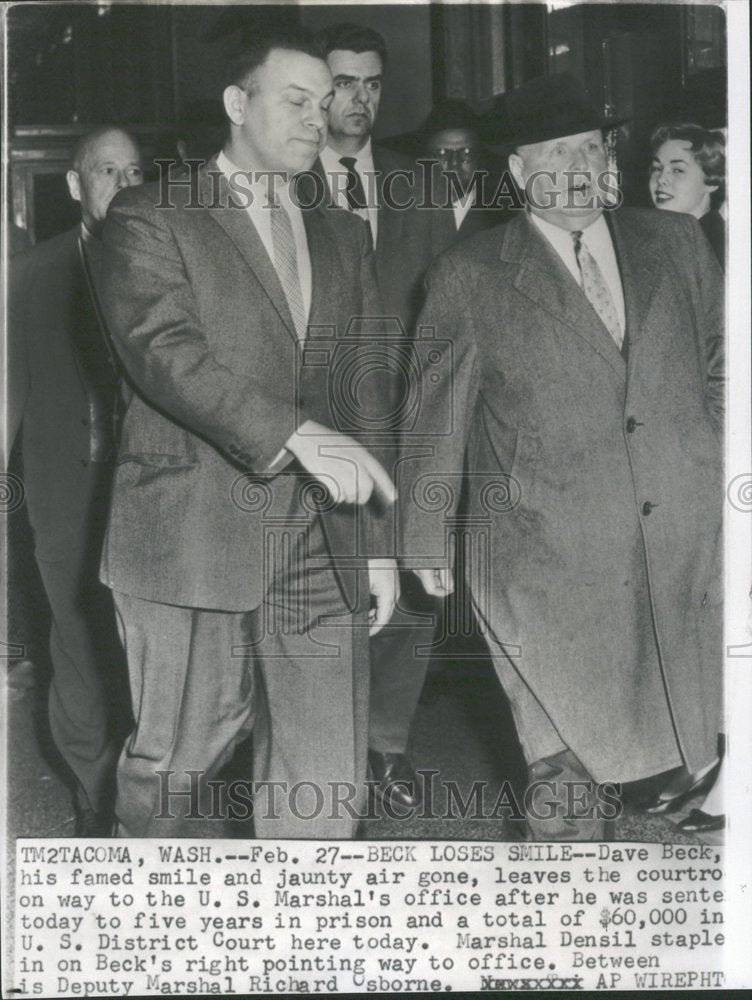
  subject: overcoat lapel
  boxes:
[199,162,299,344]
[607,210,663,353]
[501,215,627,381]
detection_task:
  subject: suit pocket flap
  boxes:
[118,451,197,468]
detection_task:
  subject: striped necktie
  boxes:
[270,197,307,342]
[571,230,623,350]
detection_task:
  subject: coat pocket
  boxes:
[117,398,198,467]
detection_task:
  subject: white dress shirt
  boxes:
[217,150,312,320]
[530,211,626,335]
[320,139,379,246]
[452,187,477,231]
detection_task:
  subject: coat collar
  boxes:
[500,212,634,380]
[606,209,663,352]
[199,157,335,345]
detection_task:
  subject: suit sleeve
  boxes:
[397,252,478,566]
[98,189,301,473]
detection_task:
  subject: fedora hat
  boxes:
[481,73,629,148]
[418,98,482,142]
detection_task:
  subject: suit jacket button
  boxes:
[626,417,637,433]
[81,417,90,426]
[642,501,653,515]
[80,459,89,467]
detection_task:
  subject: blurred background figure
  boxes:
[421,98,508,240]
[649,123,726,270]
[7,126,142,836]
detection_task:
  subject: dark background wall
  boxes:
[8,2,726,241]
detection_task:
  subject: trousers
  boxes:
[112,517,370,838]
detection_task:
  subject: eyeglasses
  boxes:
[429,147,478,163]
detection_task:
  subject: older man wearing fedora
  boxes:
[398,74,724,840]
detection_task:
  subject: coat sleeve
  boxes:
[98,188,303,474]
[396,251,479,566]
[688,215,725,431]
[4,253,32,467]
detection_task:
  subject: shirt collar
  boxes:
[321,137,374,174]
[529,210,608,252]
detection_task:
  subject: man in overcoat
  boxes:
[7,127,143,834]
[399,74,724,840]
[97,29,398,838]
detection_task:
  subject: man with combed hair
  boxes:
[97,28,398,838]
[8,126,143,835]
[399,74,723,840]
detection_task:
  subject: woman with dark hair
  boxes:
[649,123,726,269]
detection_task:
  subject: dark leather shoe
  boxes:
[676,809,725,833]
[643,760,720,815]
[74,808,112,837]
[368,751,422,811]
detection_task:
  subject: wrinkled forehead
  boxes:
[325,48,383,78]
[518,129,604,160]
[81,130,141,171]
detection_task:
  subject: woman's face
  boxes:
[649,138,717,218]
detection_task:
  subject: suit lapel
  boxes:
[199,162,299,344]
[607,210,662,351]
[303,203,337,330]
[501,215,626,381]
[372,147,403,265]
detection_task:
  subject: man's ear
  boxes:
[223,85,246,127]
[507,153,524,191]
[66,169,82,203]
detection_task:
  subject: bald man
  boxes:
[8,127,143,835]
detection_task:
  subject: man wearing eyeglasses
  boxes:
[315,22,455,816]
[422,99,508,240]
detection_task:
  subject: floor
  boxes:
[4,484,723,847]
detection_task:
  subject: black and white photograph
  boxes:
[1,0,750,994]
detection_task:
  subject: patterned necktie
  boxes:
[270,197,307,342]
[571,230,623,350]
[339,156,368,210]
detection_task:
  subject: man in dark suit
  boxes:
[421,98,508,241]
[97,28,398,838]
[7,127,143,835]
[316,22,455,811]
[399,75,724,840]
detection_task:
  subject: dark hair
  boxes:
[316,22,387,68]
[650,122,726,207]
[71,127,140,172]
[223,25,324,92]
